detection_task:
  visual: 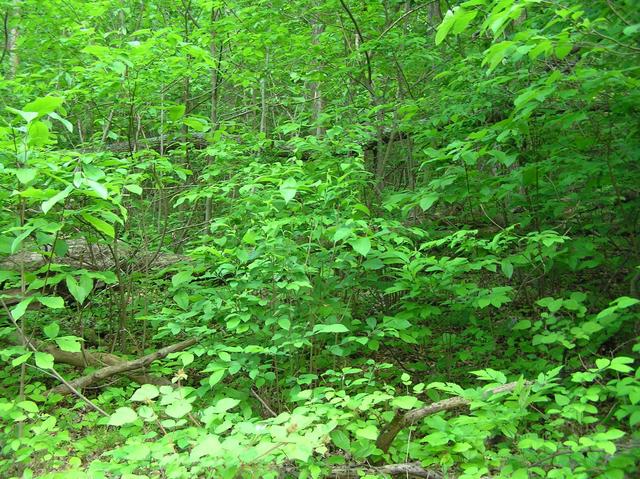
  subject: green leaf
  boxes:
[124,184,143,195]
[55,336,82,353]
[16,168,38,184]
[172,270,193,288]
[419,193,439,211]
[42,185,73,214]
[24,96,64,117]
[331,430,351,451]
[48,112,73,132]
[355,424,378,441]
[209,369,225,387]
[435,9,457,46]
[173,290,189,310]
[11,297,35,320]
[85,179,109,199]
[35,352,54,369]
[168,105,186,121]
[391,396,419,410]
[213,398,240,413]
[279,178,298,204]
[37,296,65,309]
[501,260,514,279]
[108,407,138,426]
[313,323,350,334]
[616,296,639,309]
[66,275,93,304]
[7,107,38,123]
[451,9,478,35]
[278,317,291,331]
[81,213,115,238]
[28,121,50,147]
[131,384,160,402]
[165,401,192,419]
[44,322,60,339]
[11,352,32,367]
[349,237,371,257]
[609,357,634,373]
[17,401,39,413]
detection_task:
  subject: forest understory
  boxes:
[0,1,639,478]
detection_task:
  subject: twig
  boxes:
[251,388,277,418]
[376,381,529,452]
[377,1,438,42]
[1,298,109,417]
[49,338,197,395]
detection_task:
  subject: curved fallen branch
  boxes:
[50,338,197,395]
[376,381,528,453]
[328,462,442,478]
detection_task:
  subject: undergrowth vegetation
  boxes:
[0,1,639,478]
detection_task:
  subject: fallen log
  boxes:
[49,338,197,395]
[376,381,529,453]
[0,238,188,272]
[327,462,442,478]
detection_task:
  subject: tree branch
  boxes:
[50,338,197,395]
[376,381,529,453]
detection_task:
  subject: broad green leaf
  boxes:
[165,401,192,419]
[213,398,240,413]
[66,275,93,304]
[17,401,39,413]
[85,179,109,199]
[42,185,73,214]
[7,107,38,123]
[209,369,225,387]
[16,168,38,184]
[28,121,50,147]
[43,322,60,339]
[11,352,32,367]
[312,323,350,334]
[37,296,65,309]
[331,430,351,451]
[451,9,478,35]
[391,396,419,410]
[55,336,82,353]
[616,297,639,309]
[48,112,73,132]
[108,407,138,426]
[435,9,457,45]
[349,237,371,257]
[130,384,160,402]
[419,193,439,211]
[172,270,193,288]
[124,184,143,195]
[278,317,291,330]
[24,96,64,117]
[35,352,54,369]
[355,424,378,440]
[168,105,186,121]
[81,213,115,238]
[501,260,514,279]
[11,297,35,320]
[279,178,298,204]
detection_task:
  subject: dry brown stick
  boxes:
[279,462,443,479]
[376,381,528,453]
[50,338,197,395]
[251,387,277,418]
[37,341,174,388]
[330,462,442,478]
[1,298,109,417]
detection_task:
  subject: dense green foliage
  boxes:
[0,1,639,478]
